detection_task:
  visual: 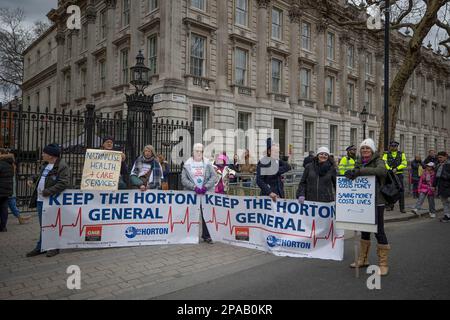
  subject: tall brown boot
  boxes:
[18,215,31,224]
[377,244,391,276]
[350,239,371,268]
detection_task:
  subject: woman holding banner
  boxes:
[297,146,336,204]
[344,138,390,276]
[181,143,216,243]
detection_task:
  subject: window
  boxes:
[235,48,248,86]
[365,53,373,75]
[350,128,358,147]
[325,76,334,105]
[80,68,87,97]
[434,138,438,150]
[421,103,426,125]
[36,91,40,107]
[47,87,51,108]
[121,49,129,84]
[365,87,373,114]
[122,0,130,27]
[326,32,335,60]
[412,136,417,156]
[424,137,428,153]
[26,96,30,107]
[304,121,314,153]
[300,68,311,99]
[301,22,311,51]
[271,58,282,93]
[47,41,52,58]
[149,0,158,11]
[329,125,338,155]
[82,23,88,50]
[235,0,248,27]
[442,108,446,128]
[191,0,206,11]
[100,10,107,39]
[347,45,354,68]
[238,112,251,149]
[148,35,157,75]
[99,60,106,90]
[347,82,355,111]
[67,35,72,59]
[432,106,436,127]
[432,81,436,97]
[400,134,405,151]
[193,106,209,136]
[369,130,375,140]
[271,8,282,40]
[36,50,41,67]
[190,34,206,77]
[65,74,71,102]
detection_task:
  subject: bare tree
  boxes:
[295,0,450,151]
[0,7,50,103]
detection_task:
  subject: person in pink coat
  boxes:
[412,162,437,218]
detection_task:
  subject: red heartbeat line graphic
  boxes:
[42,206,200,237]
[205,208,344,248]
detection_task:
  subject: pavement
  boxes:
[0,195,444,300]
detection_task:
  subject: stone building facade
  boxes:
[22,0,450,165]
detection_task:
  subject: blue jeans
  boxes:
[36,201,43,251]
[8,197,21,218]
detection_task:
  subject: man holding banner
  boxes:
[26,144,71,258]
[344,138,390,276]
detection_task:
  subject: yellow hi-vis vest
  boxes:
[338,156,356,175]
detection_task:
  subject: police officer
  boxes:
[382,141,407,213]
[338,145,357,176]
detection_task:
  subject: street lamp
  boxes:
[126,50,154,163]
[360,105,369,140]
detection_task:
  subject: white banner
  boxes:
[202,194,344,261]
[335,176,377,232]
[41,190,201,251]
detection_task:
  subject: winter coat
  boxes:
[296,159,336,203]
[29,158,72,208]
[418,171,436,196]
[256,158,291,198]
[353,153,387,206]
[410,160,423,182]
[434,159,450,198]
[181,157,216,192]
[0,154,14,198]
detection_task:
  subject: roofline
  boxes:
[23,23,57,56]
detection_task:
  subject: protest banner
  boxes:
[201,194,344,261]
[335,176,377,233]
[81,149,122,191]
[41,190,201,251]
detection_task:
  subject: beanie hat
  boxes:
[103,136,115,144]
[360,138,377,153]
[316,146,330,155]
[43,143,61,158]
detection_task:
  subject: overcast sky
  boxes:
[2,0,56,27]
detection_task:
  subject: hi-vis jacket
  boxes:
[382,151,407,174]
[338,156,356,175]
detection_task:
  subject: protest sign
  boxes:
[202,194,344,261]
[81,149,122,191]
[335,176,377,232]
[41,190,201,251]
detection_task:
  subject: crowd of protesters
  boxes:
[0,134,448,279]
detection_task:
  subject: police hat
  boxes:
[389,141,399,147]
[346,145,356,152]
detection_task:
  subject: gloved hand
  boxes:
[42,189,52,197]
[200,186,207,194]
[298,196,305,204]
[344,169,360,180]
[194,187,203,194]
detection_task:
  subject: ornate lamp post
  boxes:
[126,50,153,163]
[359,105,369,140]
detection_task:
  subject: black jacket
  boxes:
[0,154,14,198]
[256,158,291,198]
[423,156,438,167]
[29,158,72,208]
[297,159,336,202]
[303,155,315,168]
[353,153,388,206]
[434,160,450,198]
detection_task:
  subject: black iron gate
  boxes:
[0,103,194,212]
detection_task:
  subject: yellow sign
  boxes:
[81,149,122,191]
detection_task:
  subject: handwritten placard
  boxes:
[335,176,377,232]
[81,149,122,191]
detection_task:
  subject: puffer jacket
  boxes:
[353,153,387,206]
[296,159,336,202]
[0,154,14,198]
[418,171,436,196]
[29,158,72,208]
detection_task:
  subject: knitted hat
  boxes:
[43,143,61,158]
[102,136,115,144]
[316,146,330,155]
[360,138,377,153]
